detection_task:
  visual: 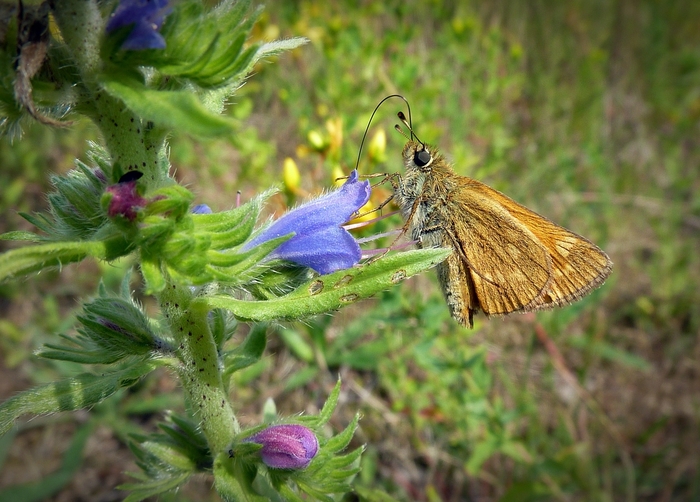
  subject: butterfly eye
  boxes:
[414,149,432,167]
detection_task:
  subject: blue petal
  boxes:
[192,204,212,214]
[106,0,170,50]
[245,170,370,249]
[120,22,167,50]
[106,0,169,30]
[269,226,361,275]
[243,170,370,274]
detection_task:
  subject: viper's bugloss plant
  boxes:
[0,0,449,499]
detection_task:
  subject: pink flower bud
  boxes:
[105,173,147,221]
[243,424,318,470]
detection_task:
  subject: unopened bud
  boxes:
[243,424,318,470]
[103,174,147,222]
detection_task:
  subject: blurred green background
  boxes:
[1,0,699,500]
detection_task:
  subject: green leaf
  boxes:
[212,453,269,502]
[353,486,403,502]
[141,441,197,471]
[160,415,211,468]
[466,434,499,475]
[38,297,160,364]
[203,248,451,321]
[318,413,359,456]
[499,440,533,465]
[210,308,238,349]
[205,234,294,285]
[317,379,342,427]
[222,322,268,376]
[0,360,157,435]
[120,472,191,502]
[0,236,133,283]
[102,76,238,137]
[262,398,277,424]
[193,202,259,232]
[279,328,314,363]
[279,485,307,502]
[141,258,166,294]
[0,231,42,241]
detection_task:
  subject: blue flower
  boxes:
[244,170,371,275]
[243,424,318,470]
[192,204,212,215]
[106,0,171,50]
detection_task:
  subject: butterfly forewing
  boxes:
[466,181,613,311]
[444,180,554,316]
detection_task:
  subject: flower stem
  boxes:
[51,0,103,76]
[159,282,240,454]
[51,0,167,187]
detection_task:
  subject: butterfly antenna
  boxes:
[355,94,413,171]
[397,111,425,147]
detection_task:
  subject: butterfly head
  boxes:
[403,140,434,171]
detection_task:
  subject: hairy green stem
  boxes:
[51,0,166,187]
[50,0,102,76]
[160,282,240,454]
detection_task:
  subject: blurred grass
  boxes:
[2,0,700,500]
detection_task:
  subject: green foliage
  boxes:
[0,360,159,436]
[222,322,268,380]
[38,277,165,364]
[98,0,306,140]
[123,380,361,501]
[0,236,132,282]
[119,415,211,501]
[101,76,241,138]
[206,248,451,321]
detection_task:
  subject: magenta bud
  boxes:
[105,178,147,221]
[243,424,318,469]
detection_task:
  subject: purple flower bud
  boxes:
[92,168,108,184]
[243,170,371,275]
[243,424,319,470]
[192,204,213,215]
[105,178,147,221]
[106,0,171,51]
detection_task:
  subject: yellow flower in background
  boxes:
[283,157,301,195]
[325,117,343,154]
[307,129,326,151]
[367,129,386,163]
[331,165,346,188]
